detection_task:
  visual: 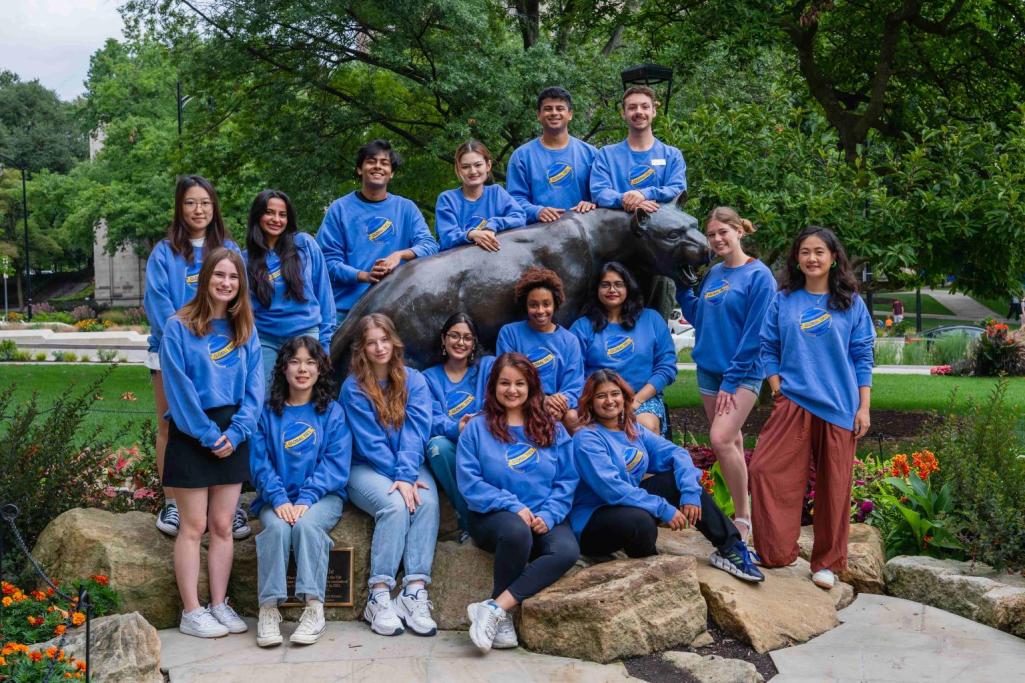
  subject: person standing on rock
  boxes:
[316,139,439,325]
[456,352,580,653]
[145,175,249,541]
[749,226,874,590]
[159,247,263,639]
[571,370,763,583]
[250,337,351,648]
[675,207,776,543]
[342,313,440,638]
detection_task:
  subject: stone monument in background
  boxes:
[91,128,145,307]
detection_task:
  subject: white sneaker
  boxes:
[812,568,836,589]
[364,590,404,636]
[179,607,229,638]
[256,606,283,647]
[290,601,326,645]
[492,613,518,649]
[466,600,503,654]
[209,599,248,633]
[393,588,437,636]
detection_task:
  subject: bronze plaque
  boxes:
[280,546,354,607]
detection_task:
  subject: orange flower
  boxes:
[27,616,44,626]
[912,450,939,480]
[0,656,5,666]
[2,596,12,607]
[54,624,66,636]
[46,587,55,597]
[12,591,27,602]
[1,581,15,595]
[890,454,911,478]
[71,612,86,626]
[699,470,715,493]
[29,650,42,662]
[45,646,59,659]
[31,590,47,601]
[75,660,87,671]
[90,574,109,587]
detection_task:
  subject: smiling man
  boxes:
[316,139,439,323]
[506,87,598,224]
[590,86,687,213]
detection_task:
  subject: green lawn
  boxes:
[974,294,1011,318]
[871,292,954,316]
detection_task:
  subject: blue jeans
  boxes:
[346,463,440,590]
[259,327,319,383]
[255,494,344,606]
[695,366,763,397]
[426,436,470,533]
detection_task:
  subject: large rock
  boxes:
[428,539,495,629]
[798,523,886,594]
[663,651,764,683]
[32,508,201,629]
[657,528,852,653]
[884,555,1025,638]
[520,555,706,663]
[33,612,161,683]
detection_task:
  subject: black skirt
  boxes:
[163,405,250,488]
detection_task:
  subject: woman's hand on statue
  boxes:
[469,229,501,252]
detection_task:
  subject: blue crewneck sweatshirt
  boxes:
[570,308,677,394]
[423,355,496,440]
[315,192,439,314]
[250,400,353,515]
[456,416,578,531]
[505,137,598,223]
[245,232,335,348]
[434,185,526,250]
[677,259,776,393]
[569,423,703,537]
[589,139,687,208]
[340,367,432,483]
[159,316,264,449]
[496,321,585,409]
[760,290,875,430]
[144,238,241,353]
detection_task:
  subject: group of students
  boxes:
[141,81,874,652]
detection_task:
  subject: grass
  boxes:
[871,292,954,316]
[974,294,1011,318]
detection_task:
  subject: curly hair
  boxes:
[576,369,639,440]
[483,353,556,448]
[580,261,644,332]
[349,313,409,431]
[513,266,565,314]
[268,336,336,416]
[780,226,859,311]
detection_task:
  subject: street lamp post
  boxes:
[620,64,675,114]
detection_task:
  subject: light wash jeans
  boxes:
[256,494,344,607]
[425,436,470,532]
[258,327,318,384]
[346,463,439,590]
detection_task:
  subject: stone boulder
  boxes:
[428,539,496,629]
[798,523,886,594]
[33,612,161,683]
[32,508,199,630]
[663,651,764,683]
[656,529,852,653]
[520,555,706,663]
[884,555,1025,638]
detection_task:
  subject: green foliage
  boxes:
[706,461,734,518]
[96,349,120,363]
[970,321,1025,377]
[873,341,900,366]
[0,338,17,360]
[0,577,118,646]
[32,352,46,362]
[50,351,77,362]
[874,472,962,559]
[901,341,930,366]
[931,334,973,367]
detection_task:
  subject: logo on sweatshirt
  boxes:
[463,216,489,235]
[185,261,202,289]
[446,390,476,419]
[703,279,730,306]
[506,442,540,473]
[623,446,645,474]
[605,334,635,360]
[283,421,318,457]
[366,217,395,244]
[628,164,656,188]
[208,334,239,368]
[546,162,574,188]
[527,346,556,382]
[800,307,833,337]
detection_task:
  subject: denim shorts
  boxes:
[695,366,762,397]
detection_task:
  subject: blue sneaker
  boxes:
[710,542,765,583]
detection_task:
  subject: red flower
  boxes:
[90,574,109,586]
[699,470,715,494]
[890,454,911,478]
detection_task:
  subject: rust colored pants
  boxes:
[749,396,857,573]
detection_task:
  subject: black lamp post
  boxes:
[620,64,675,114]
[0,155,32,320]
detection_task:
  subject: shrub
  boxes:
[69,305,93,322]
[72,318,105,332]
[970,321,1025,377]
[4,311,24,322]
[96,349,120,363]
[78,354,91,362]
[84,432,162,515]
[14,351,31,362]
[873,341,901,365]
[0,339,18,360]
[33,352,46,362]
[31,302,56,315]
[902,340,931,365]
[121,306,147,325]
[930,333,973,366]
[31,311,74,324]
[50,351,77,362]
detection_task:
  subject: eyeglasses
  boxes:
[445,332,475,344]
[183,200,213,209]
[598,281,626,291]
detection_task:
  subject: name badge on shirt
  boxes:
[652,159,667,166]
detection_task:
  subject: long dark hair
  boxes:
[483,353,556,448]
[246,189,307,308]
[780,226,859,311]
[577,369,639,440]
[268,336,336,415]
[439,312,481,366]
[581,261,644,332]
[168,175,228,261]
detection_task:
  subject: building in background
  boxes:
[91,128,145,307]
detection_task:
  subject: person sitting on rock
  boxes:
[250,336,352,648]
[435,140,525,251]
[497,267,584,431]
[456,352,580,653]
[422,313,495,542]
[570,370,763,583]
[341,313,440,637]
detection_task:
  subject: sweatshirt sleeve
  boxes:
[224,332,266,449]
[676,283,699,324]
[642,428,702,508]
[250,411,291,510]
[506,148,543,224]
[394,372,432,483]
[849,298,876,387]
[434,191,465,251]
[342,380,399,477]
[496,323,514,355]
[642,147,687,203]
[317,203,360,285]
[143,245,176,349]
[305,236,337,349]
[557,330,585,409]
[296,403,354,506]
[721,268,776,393]
[536,430,580,530]
[159,321,222,448]
[589,149,622,209]
[487,186,527,232]
[760,294,782,379]
[648,312,679,392]
[573,429,672,523]
[407,204,440,260]
[428,386,461,441]
[455,421,525,514]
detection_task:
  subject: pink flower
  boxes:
[103,486,116,498]
[133,488,156,500]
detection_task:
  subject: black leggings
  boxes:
[579,471,741,557]
[468,511,579,603]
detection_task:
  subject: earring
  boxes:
[831,261,838,269]
[441,346,447,358]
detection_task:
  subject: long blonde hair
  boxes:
[177,247,254,345]
[349,313,409,430]
[707,206,756,236]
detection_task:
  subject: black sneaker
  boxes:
[710,541,765,583]
[232,506,251,540]
[156,501,180,537]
